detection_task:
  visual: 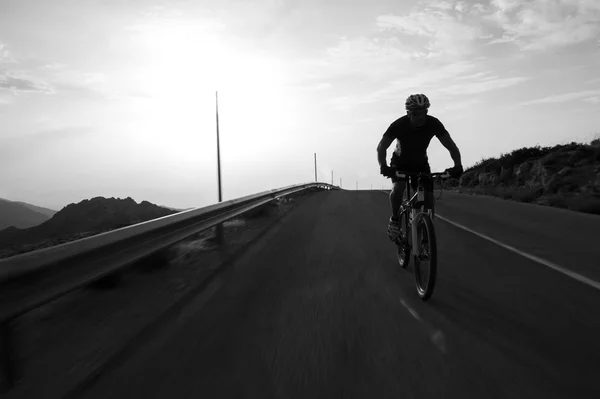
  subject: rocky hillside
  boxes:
[446,138,600,215]
[0,197,179,259]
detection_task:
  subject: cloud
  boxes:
[376,1,485,59]
[487,0,600,50]
[583,96,600,104]
[48,68,137,101]
[308,0,493,84]
[521,89,600,105]
[0,42,17,64]
[442,97,483,111]
[41,63,68,70]
[0,126,95,161]
[437,75,530,95]
[318,36,422,81]
[327,59,528,111]
[0,43,55,94]
[0,70,54,94]
[299,0,541,113]
[454,1,468,13]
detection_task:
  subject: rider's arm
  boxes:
[437,132,462,167]
[377,134,395,167]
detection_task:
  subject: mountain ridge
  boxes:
[0,198,55,230]
[0,196,179,260]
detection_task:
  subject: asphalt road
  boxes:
[80,190,600,399]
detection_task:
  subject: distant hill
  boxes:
[445,137,600,215]
[0,198,56,229]
[15,201,57,218]
[0,196,179,259]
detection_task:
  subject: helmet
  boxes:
[405,94,430,111]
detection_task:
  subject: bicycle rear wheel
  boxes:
[413,212,438,300]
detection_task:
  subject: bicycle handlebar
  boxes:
[390,169,451,179]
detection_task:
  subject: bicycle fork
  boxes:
[410,207,419,257]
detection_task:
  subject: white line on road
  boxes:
[399,299,446,354]
[436,213,600,292]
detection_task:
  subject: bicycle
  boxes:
[386,168,451,300]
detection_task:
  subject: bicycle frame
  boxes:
[395,172,446,253]
[401,178,428,254]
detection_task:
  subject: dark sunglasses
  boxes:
[407,109,428,117]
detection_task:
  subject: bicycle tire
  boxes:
[396,207,411,269]
[413,212,438,300]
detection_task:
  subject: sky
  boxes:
[1,0,599,211]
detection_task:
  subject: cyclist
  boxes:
[376,93,463,241]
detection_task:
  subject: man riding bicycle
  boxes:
[377,94,463,241]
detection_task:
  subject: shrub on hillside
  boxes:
[465,157,496,173]
[497,145,552,169]
[546,194,568,209]
[511,187,540,203]
[566,194,600,215]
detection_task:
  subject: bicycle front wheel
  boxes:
[413,212,438,300]
[396,207,411,269]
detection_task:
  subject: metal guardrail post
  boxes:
[215,222,224,245]
[0,321,15,392]
[215,91,224,246]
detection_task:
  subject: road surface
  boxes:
[79,190,600,399]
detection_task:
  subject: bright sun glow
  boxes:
[126,18,292,166]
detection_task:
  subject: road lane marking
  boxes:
[436,213,600,292]
[399,299,446,354]
[378,190,600,292]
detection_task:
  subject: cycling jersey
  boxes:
[382,115,449,171]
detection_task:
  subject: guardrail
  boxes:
[0,181,338,391]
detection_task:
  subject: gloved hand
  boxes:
[380,164,395,178]
[446,165,463,179]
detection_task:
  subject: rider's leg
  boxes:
[390,179,406,219]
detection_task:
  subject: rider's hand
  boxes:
[446,165,463,179]
[380,164,395,178]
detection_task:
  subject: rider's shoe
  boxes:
[387,216,401,241]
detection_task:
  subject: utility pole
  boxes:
[215,91,223,244]
[331,170,333,185]
[356,181,358,190]
[314,153,317,182]
[340,177,342,188]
